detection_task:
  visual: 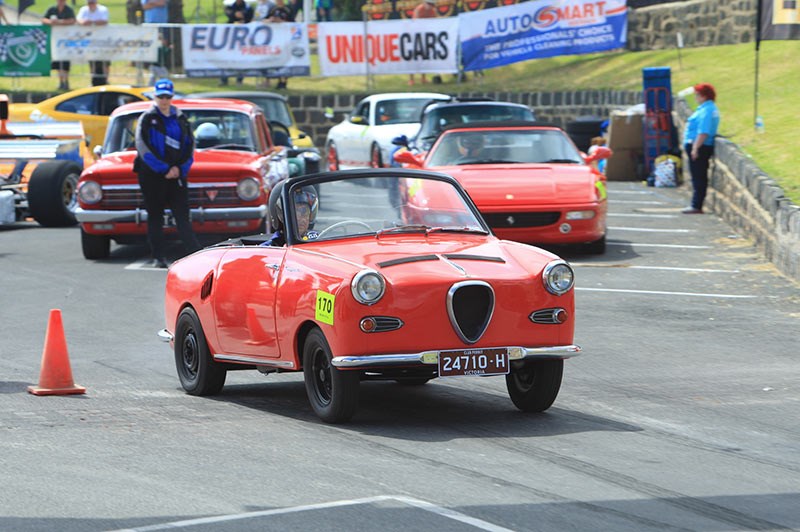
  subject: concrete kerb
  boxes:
[675,97,800,282]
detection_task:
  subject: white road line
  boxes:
[608,213,678,219]
[107,495,512,532]
[576,287,756,299]
[607,190,655,195]
[608,226,695,233]
[572,264,741,273]
[607,242,711,249]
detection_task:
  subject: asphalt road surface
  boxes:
[1,181,799,531]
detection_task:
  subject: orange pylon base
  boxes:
[28,309,87,396]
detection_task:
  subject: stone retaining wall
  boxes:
[675,99,800,281]
[627,0,757,51]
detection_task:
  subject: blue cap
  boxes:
[154,78,174,97]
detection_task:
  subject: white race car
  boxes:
[325,92,449,171]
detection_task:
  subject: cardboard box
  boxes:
[605,148,642,181]
[608,110,644,151]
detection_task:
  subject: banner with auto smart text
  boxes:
[51,25,159,62]
[0,26,50,77]
[182,23,310,78]
[317,18,460,76]
[459,0,628,71]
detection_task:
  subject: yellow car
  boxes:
[188,91,315,148]
[10,85,153,148]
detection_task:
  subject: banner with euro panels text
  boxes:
[459,0,628,72]
[51,25,159,63]
[317,18,459,76]
[0,26,51,77]
[181,23,310,78]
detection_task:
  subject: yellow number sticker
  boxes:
[315,290,335,326]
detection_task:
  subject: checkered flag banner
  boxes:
[24,29,49,54]
[0,33,9,62]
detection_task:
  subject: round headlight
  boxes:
[236,177,261,201]
[78,180,102,204]
[543,260,575,296]
[351,270,385,305]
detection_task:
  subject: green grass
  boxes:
[2,39,798,202]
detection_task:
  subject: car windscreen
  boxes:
[374,99,438,125]
[417,105,535,141]
[104,109,258,153]
[427,129,584,167]
[286,176,487,243]
[237,96,293,128]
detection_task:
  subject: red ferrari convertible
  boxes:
[160,169,580,423]
[395,122,610,253]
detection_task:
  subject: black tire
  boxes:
[174,308,226,396]
[394,378,431,386]
[80,228,110,260]
[326,141,340,172]
[27,160,82,227]
[506,360,563,412]
[370,143,383,168]
[583,234,606,255]
[303,328,359,423]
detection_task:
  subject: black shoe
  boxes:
[681,207,704,214]
[153,258,169,268]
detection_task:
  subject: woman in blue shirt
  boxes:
[682,83,720,214]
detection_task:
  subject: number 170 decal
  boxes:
[315,290,335,325]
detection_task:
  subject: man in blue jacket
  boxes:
[134,78,201,268]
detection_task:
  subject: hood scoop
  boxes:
[377,254,439,269]
[447,281,495,344]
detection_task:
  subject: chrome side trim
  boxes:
[331,345,581,368]
[214,353,295,369]
[75,205,267,224]
[157,329,173,343]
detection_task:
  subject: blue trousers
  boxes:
[685,143,714,210]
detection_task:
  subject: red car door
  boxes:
[212,248,286,358]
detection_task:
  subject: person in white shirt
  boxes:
[77,0,110,85]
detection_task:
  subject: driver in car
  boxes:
[456,134,485,161]
[261,183,319,247]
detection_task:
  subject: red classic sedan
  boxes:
[160,170,580,423]
[395,122,611,253]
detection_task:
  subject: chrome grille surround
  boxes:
[529,308,567,324]
[446,280,495,344]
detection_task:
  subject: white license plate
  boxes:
[438,348,510,377]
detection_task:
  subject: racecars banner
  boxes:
[317,19,459,76]
[51,25,159,62]
[182,23,310,78]
[0,26,50,77]
[758,0,800,40]
[459,0,628,71]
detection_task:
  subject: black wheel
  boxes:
[80,228,110,260]
[506,360,563,412]
[174,308,226,395]
[583,235,606,255]
[326,141,340,172]
[370,143,383,168]
[27,160,82,227]
[303,328,359,423]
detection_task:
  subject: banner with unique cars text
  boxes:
[459,0,627,71]
[51,25,159,62]
[317,18,459,76]
[182,23,310,78]
[0,26,50,77]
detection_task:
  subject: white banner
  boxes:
[318,19,459,76]
[51,25,159,62]
[181,23,310,78]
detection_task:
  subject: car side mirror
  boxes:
[393,149,422,167]
[298,132,307,139]
[391,135,408,147]
[350,115,366,125]
[584,146,612,164]
[93,145,103,158]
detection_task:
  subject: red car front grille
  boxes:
[98,186,242,209]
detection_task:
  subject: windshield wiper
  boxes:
[541,158,581,164]
[376,224,430,237]
[455,159,522,166]
[208,144,255,151]
[427,226,489,235]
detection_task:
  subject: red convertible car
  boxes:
[74,99,292,259]
[160,169,580,423]
[395,122,611,254]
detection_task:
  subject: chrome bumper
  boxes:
[331,345,581,369]
[75,205,267,224]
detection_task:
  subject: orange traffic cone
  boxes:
[28,309,86,396]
